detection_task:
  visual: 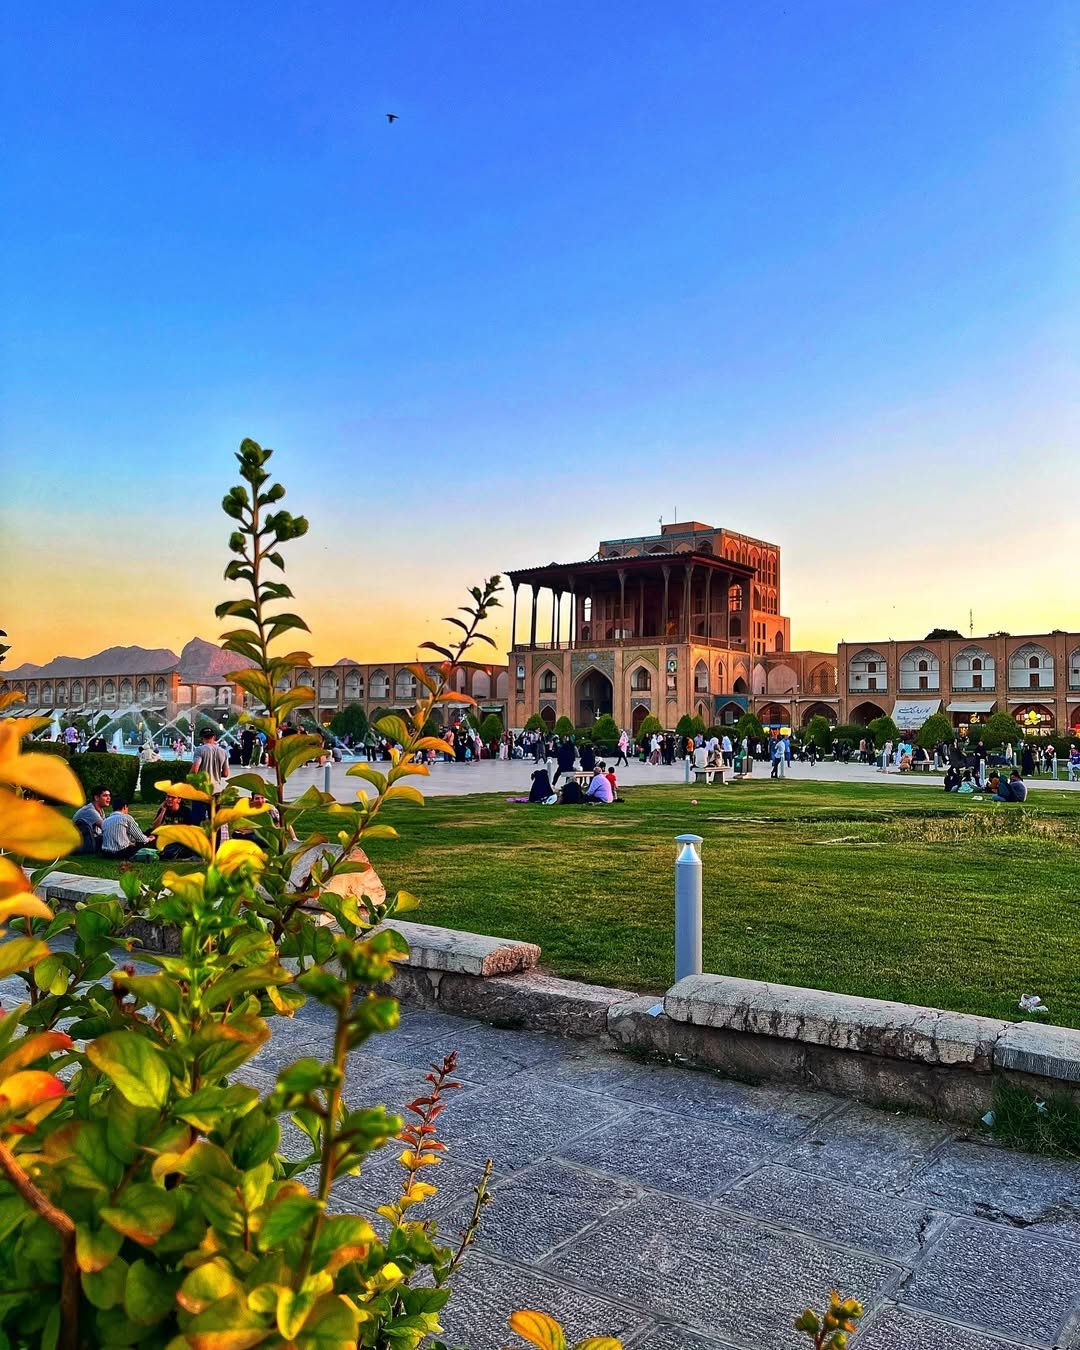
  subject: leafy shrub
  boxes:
[140,759,194,802]
[479,712,504,744]
[592,713,620,746]
[916,712,955,750]
[68,751,139,803]
[329,701,368,742]
[25,738,71,758]
[636,714,663,741]
[866,715,901,748]
[830,722,869,748]
[734,712,765,743]
[554,716,574,739]
[979,711,1019,749]
[523,713,546,732]
[805,715,833,752]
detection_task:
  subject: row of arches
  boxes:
[300,667,510,705]
[850,644,1080,693]
[536,657,833,700]
[21,676,170,705]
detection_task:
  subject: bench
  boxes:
[692,766,727,786]
[569,770,595,789]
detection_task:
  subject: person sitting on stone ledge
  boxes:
[150,792,202,860]
[230,791,297,848]
[100,800,155,860]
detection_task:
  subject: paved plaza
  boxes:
[257,755,1080,803]
[249,1000,1080,1350]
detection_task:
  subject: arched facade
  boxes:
[899,647,939,692]
[849,700,887,725]
[952,645,995,691]
[1009,643,1054,689]
[848,649,887,693]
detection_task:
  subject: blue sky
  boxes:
[2,1,1075,663]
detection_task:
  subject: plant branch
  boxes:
[0,1140,78,1350]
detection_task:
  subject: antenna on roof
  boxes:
[969,608,973,637]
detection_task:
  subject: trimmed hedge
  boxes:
[68,752,139,804]
[140,760,194,803]
[28,740,72,759]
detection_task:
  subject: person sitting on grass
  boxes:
[150,792,203,861]
[943,766,961,792]
[100,800,155,861]
[559,778,585,805]
[993,770,1029,803]
[584,766,614,803]
[601,761,620,800]
[528,767,556,804]
[231,791,297,848]
[72,785,111,853]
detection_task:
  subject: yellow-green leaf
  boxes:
[86,1030,170,1109]
[509,1310,569,1350]
[152,824,212,861]
[0,794,80,859]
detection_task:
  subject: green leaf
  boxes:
[346,763,387,793]
[274,735,324,779]
[184,1293,269,1349]
[276,1288,317,1340]
[87,1030,170,1109]
[257,1192,321,1250]
[373,715,410,746]
[292,1294,361,1349]
[99,1184,179,1246]
[173,1083,259,1133]
[204,963,291,1012]
[124,1259,178,1325]
[75,1222,124,1273]
[82,1257,128,1311]
[112,972,182,1013]
[177,1258,243,1315]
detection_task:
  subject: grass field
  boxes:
[60,779,1080,1029]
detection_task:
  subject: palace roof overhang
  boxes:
[506,552,757,591]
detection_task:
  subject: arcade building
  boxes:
[507,522,838,733]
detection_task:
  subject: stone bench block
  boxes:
[438,971,637,1037]
[665,974,1008,1071]
[370,919,540,977]
[993,1021,1080,1083]
[36,872,125,904]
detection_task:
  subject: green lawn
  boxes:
[59,781,1080,1029]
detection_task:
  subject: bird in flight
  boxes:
[386,113,398,123]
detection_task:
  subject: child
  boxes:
[600,760,618,800]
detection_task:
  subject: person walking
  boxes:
[1068,743,1080,782]
[1020,741,1035,777]
[553,736,576,786]
[615,729,630,767]
[191,727,231,824]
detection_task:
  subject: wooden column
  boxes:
[529,586,538,649]
[705,569,713,641]
[550,592,557,644]
[618,569,626,640]
[662,566,671,637]
[510,583,519,649]
[638,576,645,638]
[683,563,693,639]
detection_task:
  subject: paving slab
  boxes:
[780,1104,951,1192]
[544,1192,901,1350]
[363,1018,568,1083]
[630,1329,738,1350]
[904,1139,1080,1244]
[439,1159,641,1263]
[902,1218,1080,1346]
[437,1250,648,1350]
[723,1165,937,1261]
[854,1306,1031,1350]
[600,1060,841,1140]
[438,1076,632,1173]
[557,1108,778,1201]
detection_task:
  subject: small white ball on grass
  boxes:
[690,798,698,805]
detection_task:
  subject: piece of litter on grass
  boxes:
[647,1003,664,1017]
[1019,993,1050,1014]
[1036,1099,1049,1115]
[981,1111,995,1127]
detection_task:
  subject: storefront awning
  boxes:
[890,699,941,730]
[945,700,996,713]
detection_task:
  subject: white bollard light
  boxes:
[684,755,691,784]
[674,833,704,981]
[323,763,331,795]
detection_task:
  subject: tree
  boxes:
[592,713,620,745]
[330,702,368,742]
[637,714,663,741]
[734,712,765,743]
[916,712,954,750]
[981,710,1020,749]
[925,628,963,640]
[478,712,503,744]
[806,715,833,752]
[524,713,546,733]
[554,716,574,739]
[867,715,901,748]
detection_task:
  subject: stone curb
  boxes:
[664,973,1008,1071]
[369,919,540,977]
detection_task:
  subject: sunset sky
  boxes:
[2,2,1075,669]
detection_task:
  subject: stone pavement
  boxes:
[249,1001,1080,1350]
[250,755,1080,803]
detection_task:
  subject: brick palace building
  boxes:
[506,521,838,733]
